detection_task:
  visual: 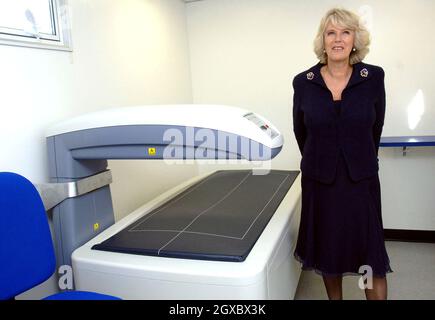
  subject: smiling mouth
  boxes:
[332,47,344,50]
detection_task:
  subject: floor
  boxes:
[294,241,435,300]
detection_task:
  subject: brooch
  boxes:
[306,72,314,80]
[360,68,368,78]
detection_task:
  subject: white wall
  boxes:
[185,0,435,231]
[1,0,195,299]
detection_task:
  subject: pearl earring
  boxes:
[352,48,356,52]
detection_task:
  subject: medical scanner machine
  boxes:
[41,104,302,299]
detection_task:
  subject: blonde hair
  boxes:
[313,8,370,64]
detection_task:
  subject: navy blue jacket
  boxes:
[292,62,386,184]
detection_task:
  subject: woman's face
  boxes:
[323,22,355,63]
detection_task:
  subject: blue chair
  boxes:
[0,172,120,300]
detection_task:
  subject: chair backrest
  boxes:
[0,172,56,300]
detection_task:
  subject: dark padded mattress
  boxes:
[92,170,299,262]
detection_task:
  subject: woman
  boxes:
[292,8,392,300]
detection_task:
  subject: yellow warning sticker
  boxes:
[148,147,156,156]
[93,223,100,232]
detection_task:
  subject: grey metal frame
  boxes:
[35,170,112,211]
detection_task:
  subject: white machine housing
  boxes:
[45,104,285,268]
[72,171,302,299]
[46,104,283,150]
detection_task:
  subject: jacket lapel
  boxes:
[304,62,327,89]
[345,62,372,90]
[304,62,372,90]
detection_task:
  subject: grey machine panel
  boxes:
[93,170,299,262]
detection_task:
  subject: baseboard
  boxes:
[384,229,435,243]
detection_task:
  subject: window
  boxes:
[0,0,72,51]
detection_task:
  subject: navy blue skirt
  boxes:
[294,150,393,277]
